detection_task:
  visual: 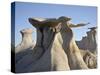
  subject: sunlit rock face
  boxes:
[15,17,71,72]
[80,49,97,69]
[15,28,34,53]
[15,17,97,73]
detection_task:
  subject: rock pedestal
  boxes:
[15,28,34,53]
[15,17,97,73]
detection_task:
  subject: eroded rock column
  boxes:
[15,28,34,53]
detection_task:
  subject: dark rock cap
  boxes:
[58,16,71,22]
[28,18,60,27]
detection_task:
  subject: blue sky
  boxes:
[14,2,97,46]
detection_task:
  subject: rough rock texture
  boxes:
[15,17,97,73]
[15,28,34,53]
[76,27,97,53]
[58,21,88,69]
[15,28,35,65]
[80,49,97,69]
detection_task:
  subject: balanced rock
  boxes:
[16,16,95,73]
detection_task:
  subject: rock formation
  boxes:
[57,16,88,69]
[15,16,97,73]
[15,18,68,72]
[80,49,97,69]
[15,28,34,53]
[76,27,97,53]
[15,28,35,65]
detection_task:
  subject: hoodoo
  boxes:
[15,16,97,72]
[15,28,34,53]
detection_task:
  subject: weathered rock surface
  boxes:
[15,28,35,65]
[15,16,97,73]
[80,49,97,68]
[76,27,97,53]
[15,28,34,53]
[57,16,88,69]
